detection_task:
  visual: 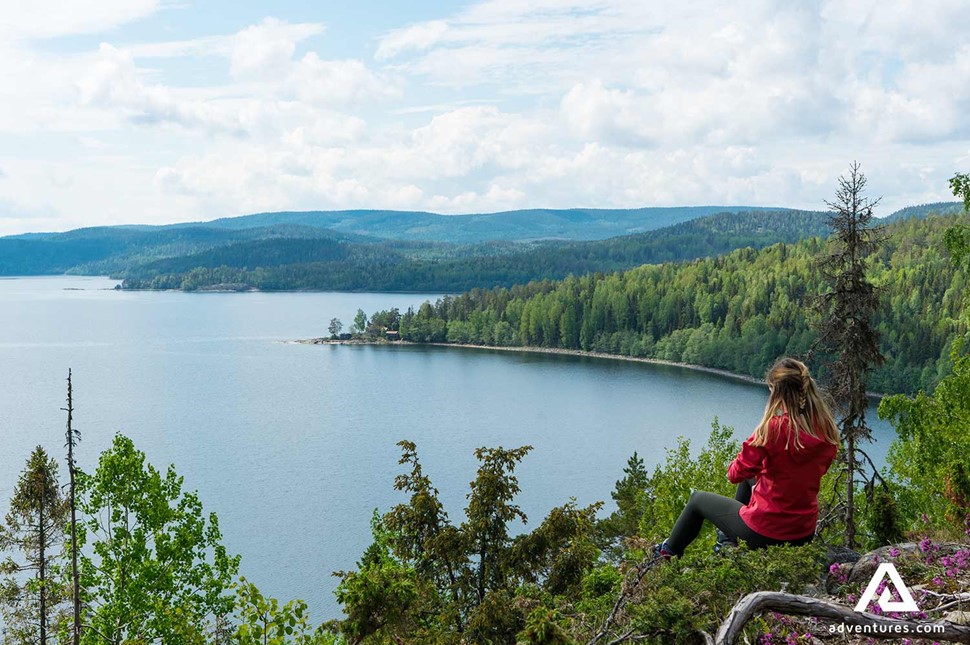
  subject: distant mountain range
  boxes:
[0,202,962,292]
[0,224,369,276]
[118,209,832,292]
[165,205,781,242]
[0,205,780,277]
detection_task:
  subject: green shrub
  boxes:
[636,420,740,552]
[879,347,970,533]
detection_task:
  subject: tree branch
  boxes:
[587,558,655,645]
[854,447,888,487]
[715,591,970,644]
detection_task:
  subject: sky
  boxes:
[1,0,968,235]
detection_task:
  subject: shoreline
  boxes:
[294,337,889,399]
[119,286,451,295]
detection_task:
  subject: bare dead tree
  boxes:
[62,369,81,645]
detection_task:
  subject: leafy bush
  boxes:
[235,579,343,645]
[879,346,970,534]
[635,420,740,552]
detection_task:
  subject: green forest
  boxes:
[117,210,830,292]
[360,213,967,396]
[2,174,969,644]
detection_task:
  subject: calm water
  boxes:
[0,276,896,619]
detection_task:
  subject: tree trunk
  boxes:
[65,370,81,645]
[716,591,970,644]
[845,431,855,549]
[39,497,47,645]
[477,542,486,604]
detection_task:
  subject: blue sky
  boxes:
[1,0,968,234]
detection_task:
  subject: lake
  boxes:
[0,276,897,619]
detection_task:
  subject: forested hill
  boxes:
[120,209,829,292]
[176,205,780,242]
[883,200,963,222]
[377,214,967,396]
[0,224,372,276]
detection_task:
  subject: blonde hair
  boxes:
[751,357,840,449]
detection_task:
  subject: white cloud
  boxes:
[375,20,449,61]
[282,113,368,147]
[177,18,398,107]
[290,55,400,106]
[407,106,551,178]
[145,105,550,216]
[72,18,397,138]
[559,81,652,146]
[375,0,968,149]
[229,18,325,80]
[387,184,425,208]
[153,144,374,216]
[2,0,969,234]
[1,0,161,40]
[77,43,254,134]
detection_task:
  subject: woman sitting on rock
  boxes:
[654,357,839,559]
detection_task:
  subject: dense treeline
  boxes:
[130,238,360,274]
[882,200,964,222]
[379,214,967,395]
[120,210,830,292]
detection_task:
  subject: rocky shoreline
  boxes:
[293,337,396,346]
[292,337,890,399]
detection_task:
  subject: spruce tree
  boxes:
[0,447,69,644]
[814,162,884,548]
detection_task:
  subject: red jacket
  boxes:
[727,414,838,540]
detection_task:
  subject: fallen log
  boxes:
[715,591,970,644]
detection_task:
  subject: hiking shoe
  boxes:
[713,529,737,555]
[650,539,674,563]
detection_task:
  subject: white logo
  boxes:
[854,562,919,613]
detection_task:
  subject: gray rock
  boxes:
[826,545,863,564]
[944,610,970,625]
[821,545,862,593]
[847,543,919,585]
[847,542,967,586]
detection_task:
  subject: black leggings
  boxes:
[665,479,814,556]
